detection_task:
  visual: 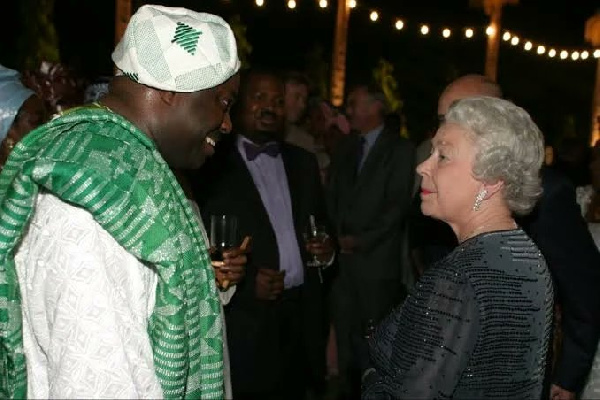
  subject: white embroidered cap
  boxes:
[112,4,240,92]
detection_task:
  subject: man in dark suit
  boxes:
[433,74,600,400]
[326,83,415,397]
[520,166,600,400]
[191,68,334,400]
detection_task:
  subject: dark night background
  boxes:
[1,0,599,144]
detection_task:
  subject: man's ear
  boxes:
[158,90,177,106]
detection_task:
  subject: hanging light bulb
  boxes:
[581,51,589,60]
[465,28,474,38]
[395,19,404,30]
[594,49,600,58]
[319,0,327,8]
[502,31,511,41]
[548,49,556,58]
[537,46,546,55]
[348,0,357,8]
[442,28,451,38]
[370,11,378,22]
[287,0,296,9]
[560,50,568,59]
[486,25,495,37]
[524,41,533,51]
[510,36,519,46]
[571,51,580,61]
[255,0,264,6]
[421,25,430,35]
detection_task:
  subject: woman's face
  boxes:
[416,122,481,225]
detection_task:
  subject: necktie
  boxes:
[243,141,281,161]
[357,136,367,172]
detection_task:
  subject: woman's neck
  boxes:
[454,209,517,243]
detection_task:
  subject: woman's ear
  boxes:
[483,180,504,199]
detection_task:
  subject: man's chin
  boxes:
[251,129,283,143]
[185,154,208,170]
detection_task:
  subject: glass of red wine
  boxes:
[209,214,239,265]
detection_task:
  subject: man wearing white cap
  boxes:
[0,5,241,399]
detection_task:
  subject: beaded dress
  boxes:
[362,229,553,399]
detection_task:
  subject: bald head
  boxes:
[438,74,502,116]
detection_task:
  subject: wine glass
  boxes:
[209,214,239,266]
[303,214,329,268]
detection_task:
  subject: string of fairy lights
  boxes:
[250,0,600,62]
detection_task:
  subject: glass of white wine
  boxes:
[303,214,329,268]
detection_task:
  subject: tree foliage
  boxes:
[228,15,252,70]
[17,0,60,70]
[372,58,410,138]
[372,58,403,113]
[304,45,330,100]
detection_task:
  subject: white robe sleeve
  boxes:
[15,193,163,399]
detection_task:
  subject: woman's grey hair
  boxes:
[445,96,545,215]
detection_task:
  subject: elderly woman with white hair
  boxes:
[362,97,553,399]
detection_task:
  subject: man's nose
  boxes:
[220,113,233,134]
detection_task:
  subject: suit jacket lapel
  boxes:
[354,129,395,191]
[280,145,302,234]
[341,134,363,185]
[229,146,272,219]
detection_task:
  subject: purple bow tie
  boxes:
[243,141,280,161]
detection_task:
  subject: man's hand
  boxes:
[255,268,285,300]
[215,247,246,288]
[211,236,251,290]
[550,384,576,400]
[306,236,334,265]
[339,235,358,254]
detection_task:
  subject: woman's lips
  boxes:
[421,188,434,196]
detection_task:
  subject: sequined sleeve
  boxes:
[362,265,479,399]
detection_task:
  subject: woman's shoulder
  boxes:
[447,228,549,288]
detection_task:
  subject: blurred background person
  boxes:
[0,64,48,168]
[327,82,415,398]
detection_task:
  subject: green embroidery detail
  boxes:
[0,107,224,399]
[172,22,202,55]
[123,71,139,82]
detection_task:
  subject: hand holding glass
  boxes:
[304,215,329,268]
[210,215,241,289]
[210,215,239,264]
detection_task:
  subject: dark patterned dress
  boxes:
[362,229,553,399]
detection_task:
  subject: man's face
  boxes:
[157,73,240,170]
[345,87,376,133]
[238,73,285,144]
[284,82,308,125]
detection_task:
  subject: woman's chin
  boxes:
[420,204,434,217]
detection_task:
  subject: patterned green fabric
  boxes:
[112,5,240,93]
[172,22,203,55]
[0,107,224,399]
